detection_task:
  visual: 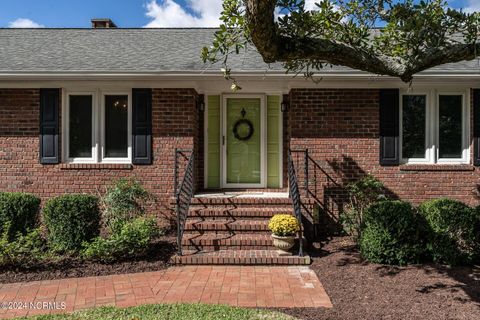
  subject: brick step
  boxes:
[188,207,292,219]
[181,233,274,250]
[184,219,270,232]
[172,249,311,265]
[191,197,293,206]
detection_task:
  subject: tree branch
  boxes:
[406,42,480,76]
[276,36,407,78]
[245,0,479,82]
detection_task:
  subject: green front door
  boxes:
[225,97,263,186]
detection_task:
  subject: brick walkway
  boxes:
[0,266,332,319]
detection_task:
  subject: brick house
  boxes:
[2,20,480,264]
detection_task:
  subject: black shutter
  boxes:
[379,89,400,165]
[39,89,60,164]
[473,89,480,166]
[132,88,152,164]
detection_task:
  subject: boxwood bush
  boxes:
[43,194,100,252]
[474,206,480,264]
[359,200,426,265]
[419,198,480,265]
[0,192,40,241]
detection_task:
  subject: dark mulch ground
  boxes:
[278,236,480,320]
[0,236,176,284]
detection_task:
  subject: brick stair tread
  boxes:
[172,196,316,206]
[188,207,292,218]
[173,249,311,265]
[175,193,311,265]
[184,219,269,231]
[182,233,273,246]
[190,197,293,205]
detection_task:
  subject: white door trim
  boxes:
[221,94,267,188]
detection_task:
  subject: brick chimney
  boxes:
[91,18,118,29]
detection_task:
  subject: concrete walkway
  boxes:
[0,266,332,319]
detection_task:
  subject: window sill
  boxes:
[59,163,133,170]
[399,164,474,172]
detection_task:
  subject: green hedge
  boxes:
[359,200,426,265]
[474,206,480,263]
[419,198,480,265]
[0,192,40,241]
[43,194,100,252]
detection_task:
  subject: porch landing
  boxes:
[194,191,289,198]
[173,192,310,266]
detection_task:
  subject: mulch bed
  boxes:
[0,236,176,284]
[277,236,480,320]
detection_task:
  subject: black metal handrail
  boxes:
[287,149,304,257]
[290,148,309,197]
[174,149,195,256]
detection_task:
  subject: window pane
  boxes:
[439,95,463,159]
[105,95,128,158]
[402,95,426,159]
[69,95,92,158]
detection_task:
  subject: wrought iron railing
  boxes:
[174,149,195,256]
[287,149,304,257]
[290,148,309,197]
[290,148,343,240]
[290,148,337,200]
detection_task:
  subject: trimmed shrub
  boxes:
[359,201,426,265]
[0,192,40,241]
[419,198,480,265]
[473,206,480,263]
[102,178,151,233]
[82,217,160,262]
[43,194,100,252]
[0,228,47,267]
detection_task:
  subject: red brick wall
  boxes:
[289,88,480,233]
[0,88,200,229]
[3,87,480,231]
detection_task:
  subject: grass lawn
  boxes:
[19,303,295,320]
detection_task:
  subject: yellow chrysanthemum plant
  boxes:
[268,214,300,237]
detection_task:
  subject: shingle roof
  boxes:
[0,28,479,75]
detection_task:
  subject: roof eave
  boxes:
[0,70,479,81]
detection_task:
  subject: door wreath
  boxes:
[233,118,254,141]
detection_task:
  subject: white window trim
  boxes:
[63,89,132,164]
[100,91,132,164]
[64,91,98,164]
[436,91,470,164]
[399,90,432,164]
[400,89,470,165]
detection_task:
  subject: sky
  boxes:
[0,0,479,29]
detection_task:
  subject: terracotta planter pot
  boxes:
[271,234,295,256]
